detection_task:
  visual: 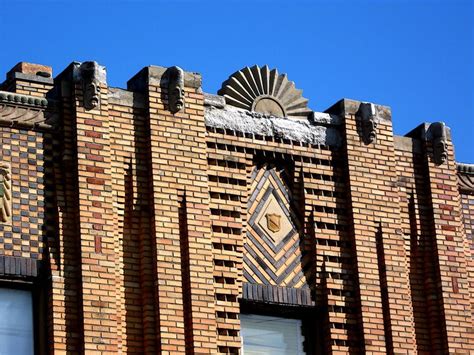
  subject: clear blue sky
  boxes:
[1,0,472,162]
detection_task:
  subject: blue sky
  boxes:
[0,0,472,161]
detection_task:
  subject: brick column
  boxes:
[72,62,118,352]
[408,123,474,353]
[128,66,216,353]
[48,64,84,353]
[334,99,416,353]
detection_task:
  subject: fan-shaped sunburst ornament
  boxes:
[218,65,312,120]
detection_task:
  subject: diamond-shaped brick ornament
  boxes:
[245,166,308,288]
[256,193,294,245]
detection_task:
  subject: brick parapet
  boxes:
[132,66,217,353]
[70,66,119,352]
[460,192,474,325]
[47,71,84,352]
[337,99,416,353]
[411,125,474,353]
[0,61,473,354]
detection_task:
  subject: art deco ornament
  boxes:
[265,213,281,233]
[218,65,312,119]
[429,122,448,165]
[457,163,474,193]
[0,163,12,223]
[168,66,185,113]
[79,61,101,110]
[357,102,378,144]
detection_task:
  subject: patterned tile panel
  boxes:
[244,166,309,288]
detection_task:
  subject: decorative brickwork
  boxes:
[245,165,307,287]
[0,61,472,354]
[0,128,46,260]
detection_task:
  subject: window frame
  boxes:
[240,298,323,355]
[0,278,45,355]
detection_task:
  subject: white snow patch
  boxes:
[205,106,341,147]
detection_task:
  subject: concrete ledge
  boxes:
[204,93,341,125]
[149,65,201,88]
[204,93,225,108]
[405,122,452,141]
[205,105,342,147]
[325,98,392,122]
[128,65,202,93]
[109,87,146,109]
[7,71,53,85]
[394,135,422,154]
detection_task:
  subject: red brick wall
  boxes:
[395,138,433,352]
[109,90,156,353]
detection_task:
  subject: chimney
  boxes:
[1,62,54,97]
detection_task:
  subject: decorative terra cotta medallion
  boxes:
[265,213,281,233]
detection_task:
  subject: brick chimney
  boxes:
[1,62,54,97]
[7,62,53,78]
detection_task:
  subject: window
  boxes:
[0,288,34,355]
[241,314,305,355]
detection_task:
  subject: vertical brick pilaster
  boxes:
[338,99,416,353]
[131,66,216,353]
[460,192,474,327]
[73,63,118,352]
[413,124,474,353]
[49,67,84,353]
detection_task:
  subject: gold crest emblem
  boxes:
[265,213,281,233]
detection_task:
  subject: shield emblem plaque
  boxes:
[265,213,281,233]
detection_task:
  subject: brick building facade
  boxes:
[0,61,472,354]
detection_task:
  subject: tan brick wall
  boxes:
[460,192,474,325]
[395,142,434,352]
[109,94,156,353]
[144,68,217,354]
[0,62,472,354]
[13,80,52,97]
[73,78,119,352]
[48,79,82,353]
[205,127,360,353]
[340,101,416,353]
[205,134,248,353]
